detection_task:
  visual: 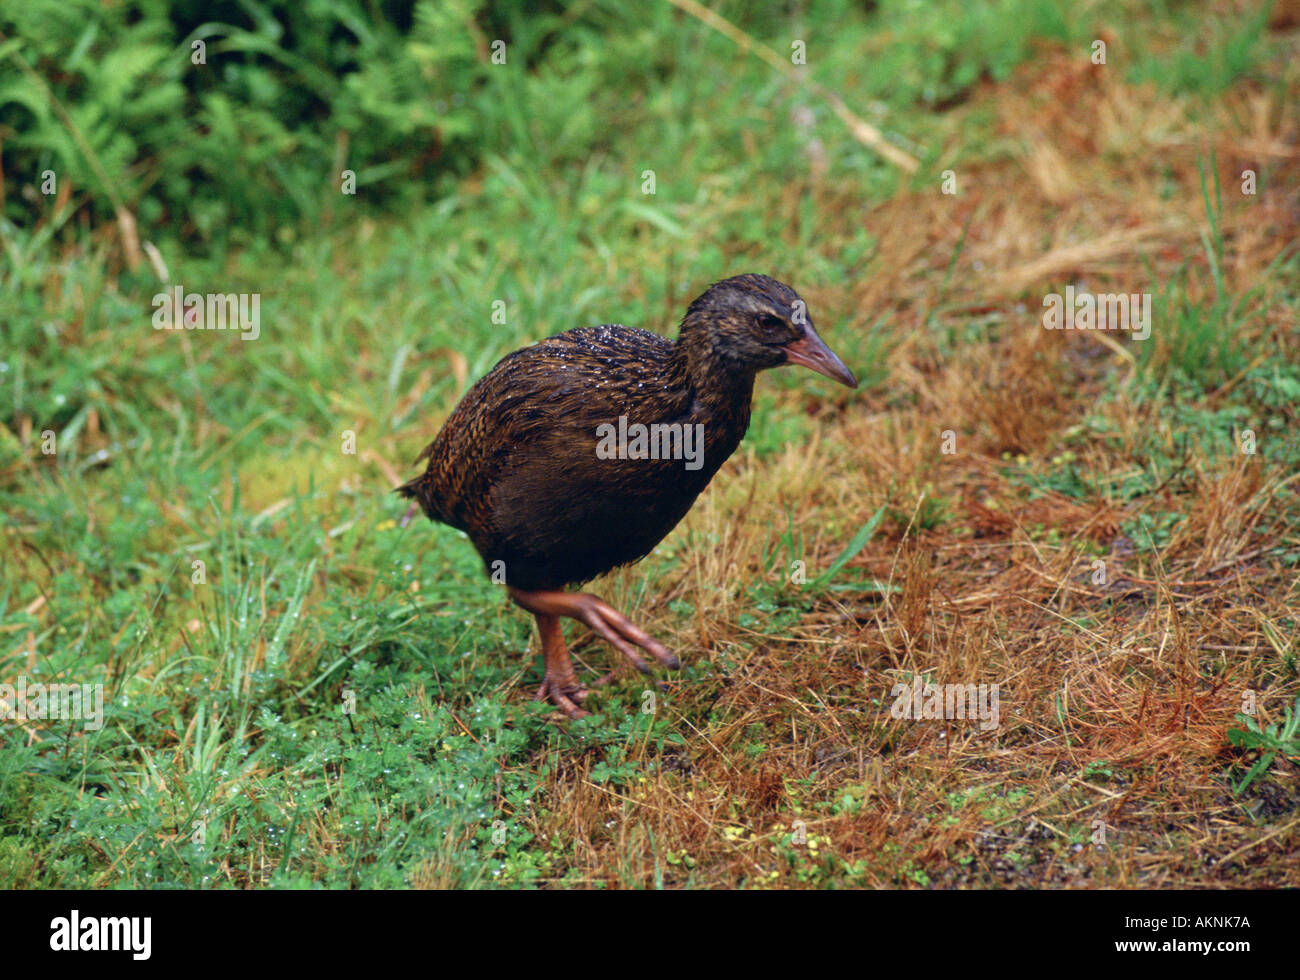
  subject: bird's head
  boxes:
[680,273,857,388]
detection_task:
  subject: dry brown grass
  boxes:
[508,40,1300,888]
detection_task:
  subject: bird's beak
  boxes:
[784,326,858,388]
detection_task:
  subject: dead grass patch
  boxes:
[520,40,1300,888]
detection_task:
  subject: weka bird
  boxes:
[398,274,856,717]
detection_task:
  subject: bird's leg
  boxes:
[531,611,588,719]
[509,588,680,714]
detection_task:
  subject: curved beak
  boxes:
[784,326,858,388]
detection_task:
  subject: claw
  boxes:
[535,674,589,718]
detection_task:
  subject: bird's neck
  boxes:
[667,323,756,427]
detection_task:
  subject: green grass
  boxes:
[1134,158,1291,391]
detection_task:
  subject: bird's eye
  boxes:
[757,313,788,338]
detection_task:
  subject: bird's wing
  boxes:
[400,326,678,530]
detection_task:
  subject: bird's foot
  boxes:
[571,593,681,675]
[534,671,589,719]
[510,588,681,719]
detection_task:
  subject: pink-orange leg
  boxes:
[509,588,680,718]
[530,612,588,717]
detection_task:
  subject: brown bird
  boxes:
[398,274,856,717]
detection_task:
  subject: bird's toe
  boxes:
[536,675,590,719]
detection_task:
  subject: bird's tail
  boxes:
[395,436,453,526]
[394,473,434,520]
[394,437,449,525]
